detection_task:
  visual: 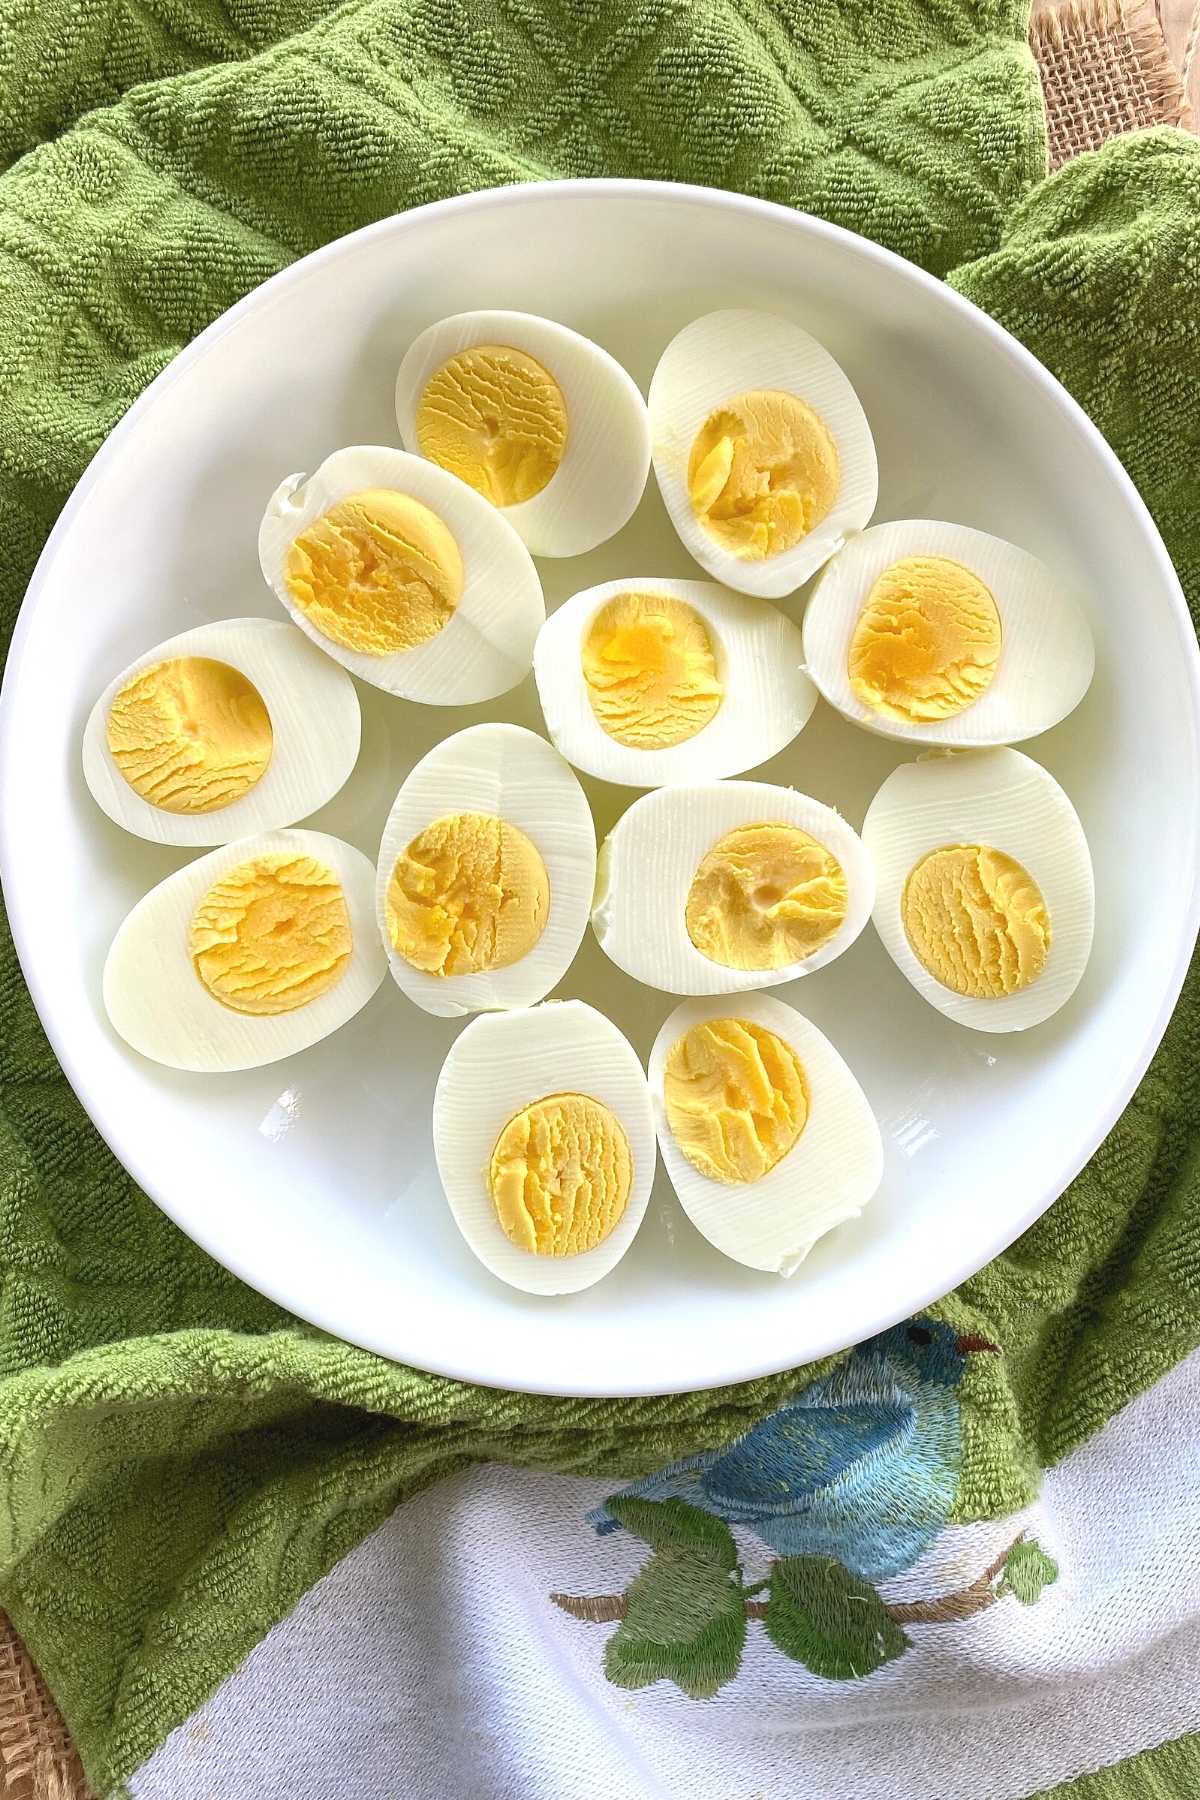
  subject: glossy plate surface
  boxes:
[2,182,1198,1394]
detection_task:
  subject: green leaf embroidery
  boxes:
[604,1496,738,1571]
[601,1498,745,1697]
[765,1556,909,1679]
[604,1547,746,1698]
[998,1539,1058,1605]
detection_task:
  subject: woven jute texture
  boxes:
[1,8,1197,1798]
[0,1617,88,1800]
[1034,0,1196,167]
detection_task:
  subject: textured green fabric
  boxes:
[948,130,1200,1509]
[0,0,1197,1789]
[1029,1733,1200,1800]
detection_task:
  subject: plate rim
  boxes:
[2,178,1199,1395]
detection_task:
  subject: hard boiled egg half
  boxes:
[376,723,595,1019]
[802,519,1095,745]
[395,311,650,557]
[650,995,883,1275]
[433,1000,656,1294]
[104,828,386,1070]
[82,618,360,846]
[533,576,816,787]
[861,748,1094,1032]
[649,309,877,599]
[259,445,544,703]
[592,781,874,995]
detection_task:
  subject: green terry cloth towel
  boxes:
[0,1,1198,1791]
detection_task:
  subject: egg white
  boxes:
[592,780,875,995]
[802,519,1095,746]
[258,445,544,703]
[82,618,361,846]
[103,828,387,1071]
[432,1000,657,1294]
[376,723,595,1019]
[648,309,878,599]
[649,994,883,1275]
[861,748,1095,1032]
[395,311,651,557]
[533,576,817,787]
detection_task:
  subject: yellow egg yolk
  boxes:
[664,1017,809,1185]
[687,389,839,562]
[903,844,1051,998]
[190,852,352,1015]
[285,489,463,656]
[686,821,849,970]
[415,344,568,507]
[848,556,1003,723]
[581,591,723,749]
[106,656,272,814]
[386,812,550,977]
[487,1091,632,1256]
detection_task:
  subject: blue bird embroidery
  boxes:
[590,1319,998,1581]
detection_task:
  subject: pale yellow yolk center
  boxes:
[487,1091,632,1256]
[848,556,1003,723]
[902,844,1051,999]
[664,1017,809,1186]
[106,657,273,814]
[386,812,550,978]
[189,852,352,1016]
[415,344,568,507]
[685,822,849,971]
[687,389,840,562]
[581,592,723,749]
[285,489,463,656]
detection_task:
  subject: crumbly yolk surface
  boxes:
[664,1017,809,1186]
[190,852,352,1016]
[488,1091,632,1256]
[415,344,568,507]
[687,389,839,562]
[285,489,463,656]
[582,592,723,749]
[686,822,849,970]
[386,812,549,977]
[106,657,273,814]
[902,843,1051,998]
[848,556,1002,723]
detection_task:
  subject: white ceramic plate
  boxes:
[2,182,1198,1396]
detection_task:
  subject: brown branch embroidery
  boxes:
[886,1533,1021,1624]
[550,1592,629,1623]
[550,1533,1024,1628]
